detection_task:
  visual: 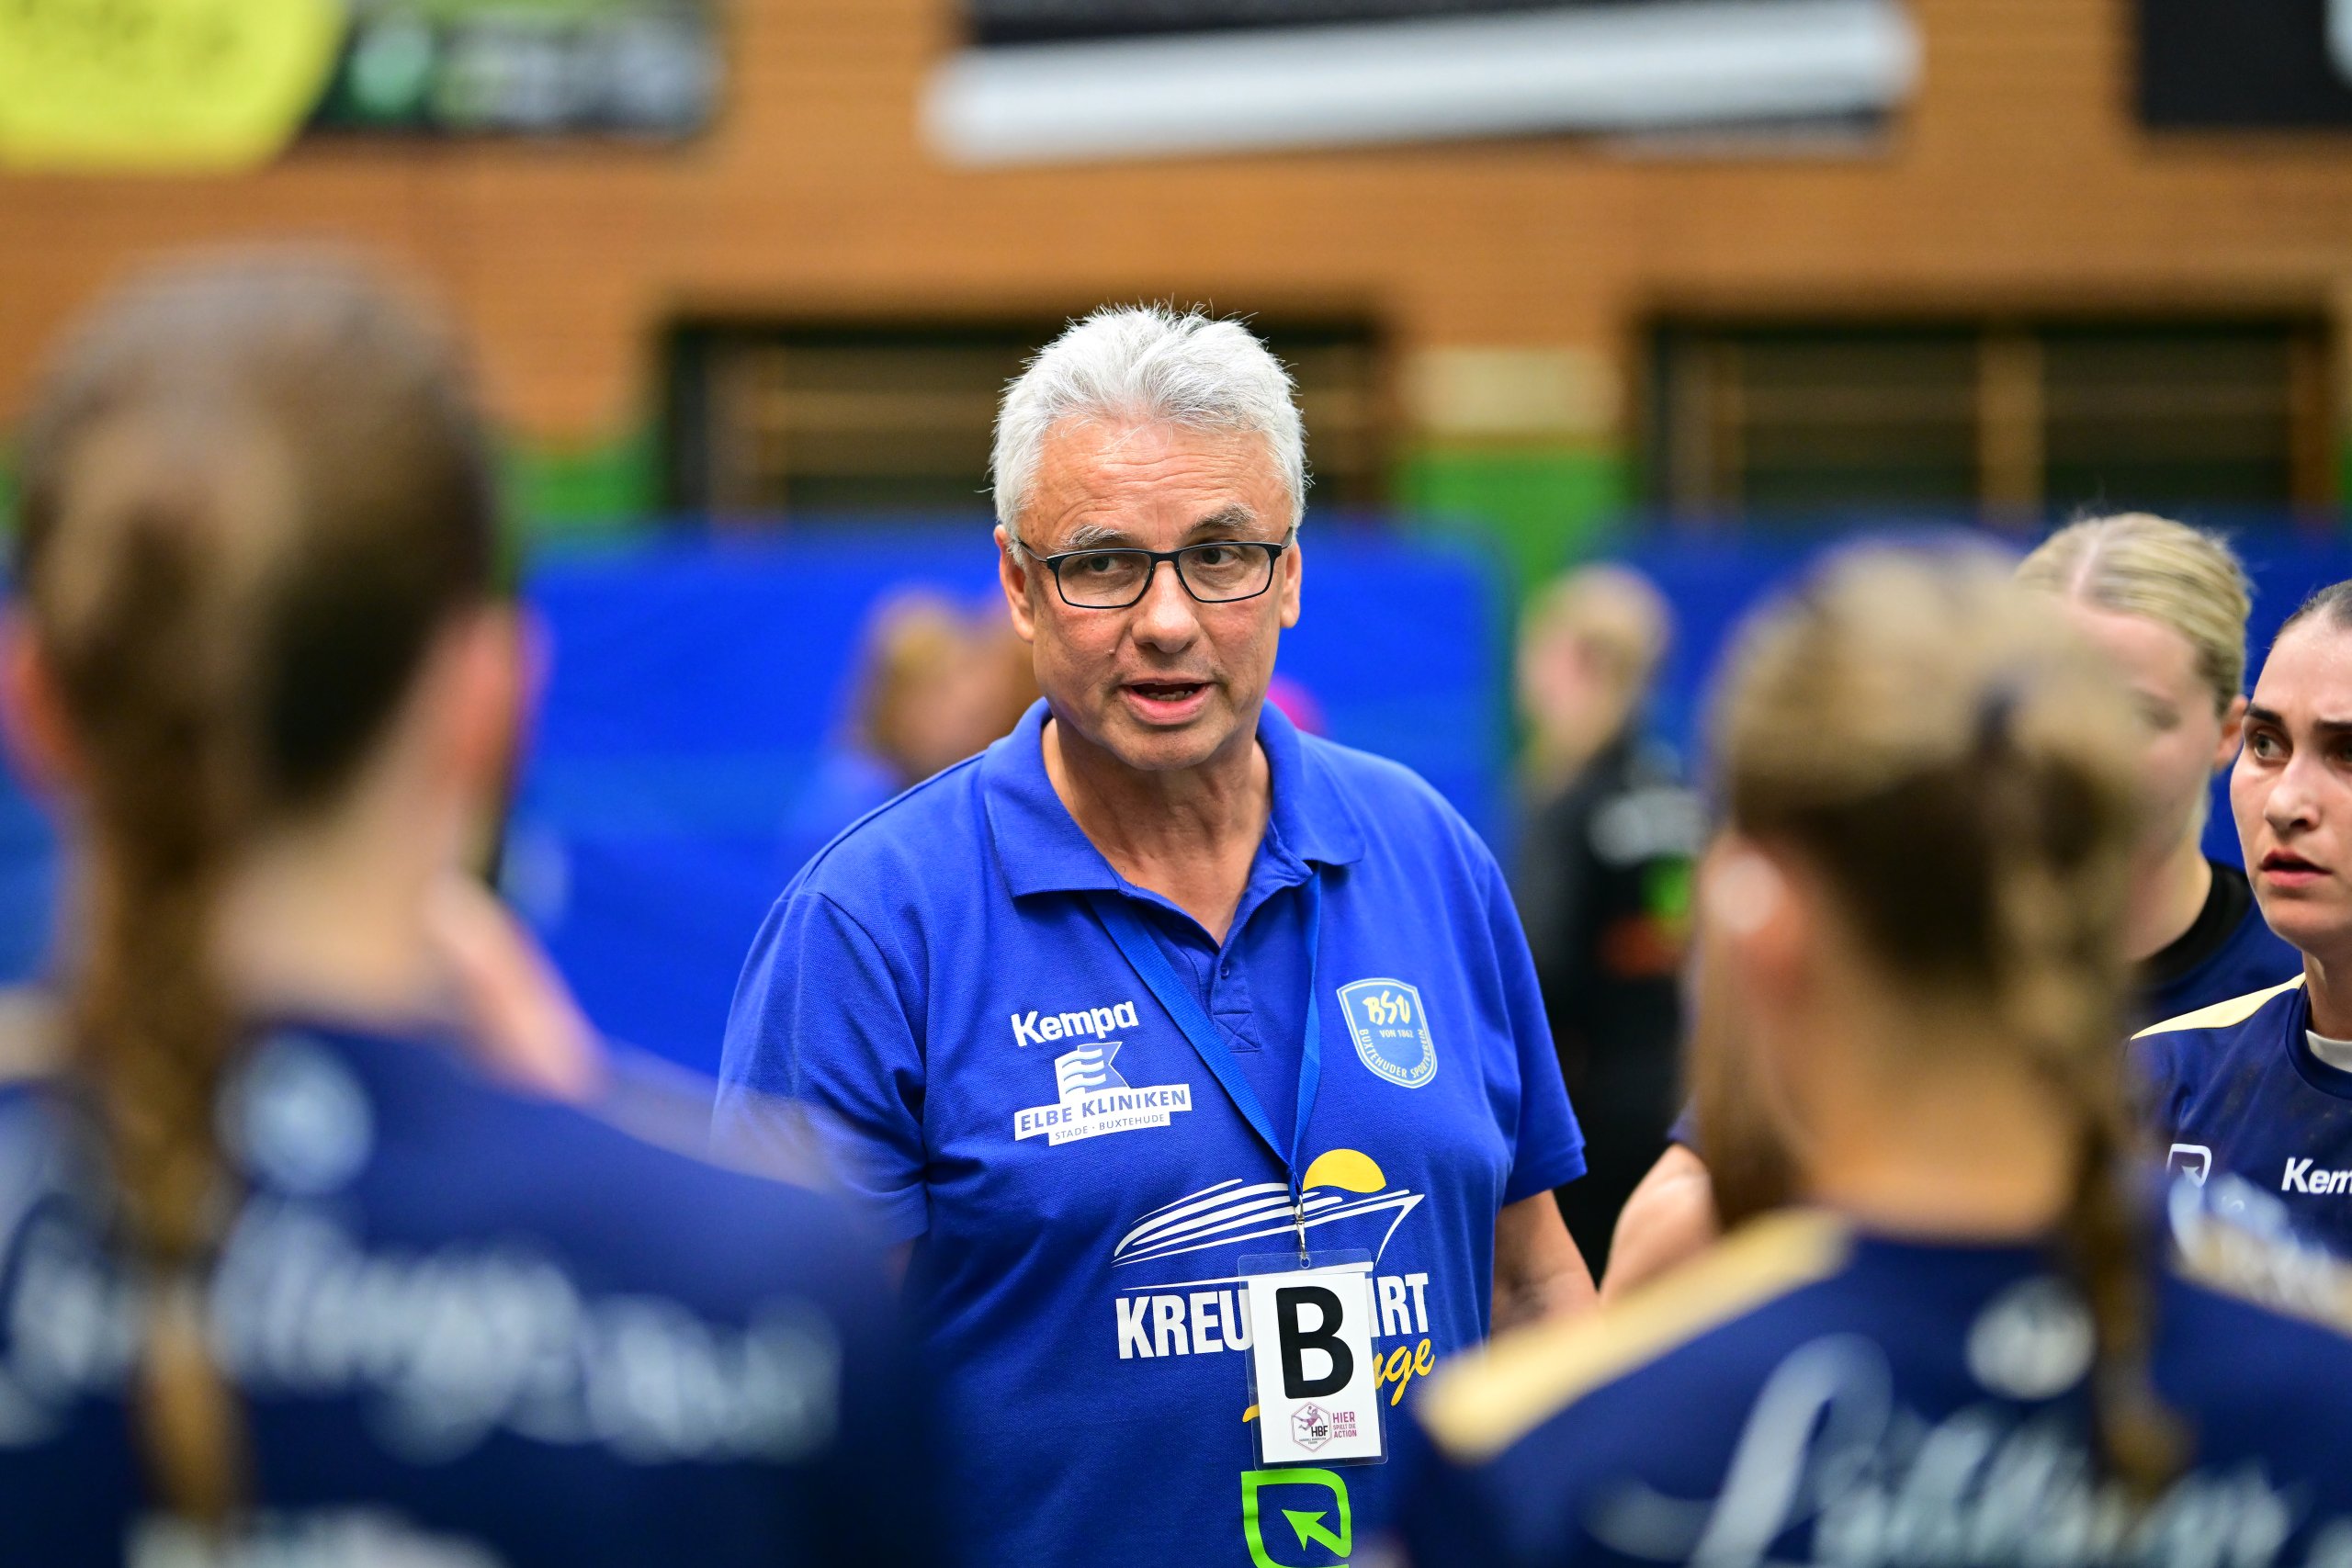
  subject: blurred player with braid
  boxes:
[1606,516,2294,1296]
[0,254,931,1566]
[1404,546,2352,1568]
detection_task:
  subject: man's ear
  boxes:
[996,525,1039,645]
[1278,533,1303,630]
[0,614,79,795]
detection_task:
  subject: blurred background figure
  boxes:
[781,589,1037,873]
[1512,564,1700,1271]
[2016,516,2300,1023]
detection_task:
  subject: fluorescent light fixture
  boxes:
[926,0,1919,164]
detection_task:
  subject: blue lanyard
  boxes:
[1090,875,1325,1247]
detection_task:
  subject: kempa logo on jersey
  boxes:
[2283,1156,2352,1195]
[1012,1042,1193,1145]
[1010,999,1140,1046]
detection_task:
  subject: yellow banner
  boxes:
[0,0,347,172]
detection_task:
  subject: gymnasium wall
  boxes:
[4,0,2352,578]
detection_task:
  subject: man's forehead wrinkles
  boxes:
[1034,484,1269,548]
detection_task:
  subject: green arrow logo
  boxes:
[1285,1508,1349,1555]
[1241,1469,1351,1568]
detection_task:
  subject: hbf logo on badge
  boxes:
[1337,978,1436,1089]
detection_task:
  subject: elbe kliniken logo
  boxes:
[1010,999,1140,1047]
[1009,998,1190,1147]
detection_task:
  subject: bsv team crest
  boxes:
[1337,978,1436,1089]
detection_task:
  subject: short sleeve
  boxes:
[716,890,931,1244]
[2127,1030,2190,1142]
[1480,852,1587,1203]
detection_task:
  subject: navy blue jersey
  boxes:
[2138,862,2301,1028]
[0,1020,934,1567]
[2132,974,2352,1254]
[1404,1190,2352,1568]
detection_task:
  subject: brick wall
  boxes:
[4,0,2349,553]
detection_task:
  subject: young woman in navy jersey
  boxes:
[0,256,931,1566]
[2138,578,2352,1253]
[1606,516,2296,1296]
[2018,517,2297,1022]
[1404,546,2352,1568]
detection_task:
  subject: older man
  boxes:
[717,306,1592,1568]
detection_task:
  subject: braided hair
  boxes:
[1702,544,2178,1495]
[13,254,496,1525]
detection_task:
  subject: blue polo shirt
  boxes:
[0,1019,933,1567]
[717,698,1585,1568]
[2133,973,2352,1255]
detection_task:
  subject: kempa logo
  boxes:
[1011,999,1140,1047]
[2283,1157,2352,1195]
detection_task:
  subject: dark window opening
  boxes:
[665,319,1385,525]
[1649,318,2331,525]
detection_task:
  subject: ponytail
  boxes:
[14,254,499,1533]
[1978,714,2183,1496]
[1711,547,2177,1497]
[54,507,256,1523]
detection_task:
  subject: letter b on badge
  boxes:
[1245,1260,1382,1465]
[1276,1286,1353,1398]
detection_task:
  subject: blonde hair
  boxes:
[2015,513,2251,714]
[855,592,971,772]
[1707,543,2177,1495]
[1525,565,1671,698]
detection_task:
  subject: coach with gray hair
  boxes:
[717,306,1593,1566]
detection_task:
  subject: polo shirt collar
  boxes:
[980,697,1368,901]
[1258,696,1368,872]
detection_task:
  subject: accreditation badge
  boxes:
[1238,1250,1385,1466]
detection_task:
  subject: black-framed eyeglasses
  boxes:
[1023,534,1295,610]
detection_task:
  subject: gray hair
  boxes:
[990,305,1307,544]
